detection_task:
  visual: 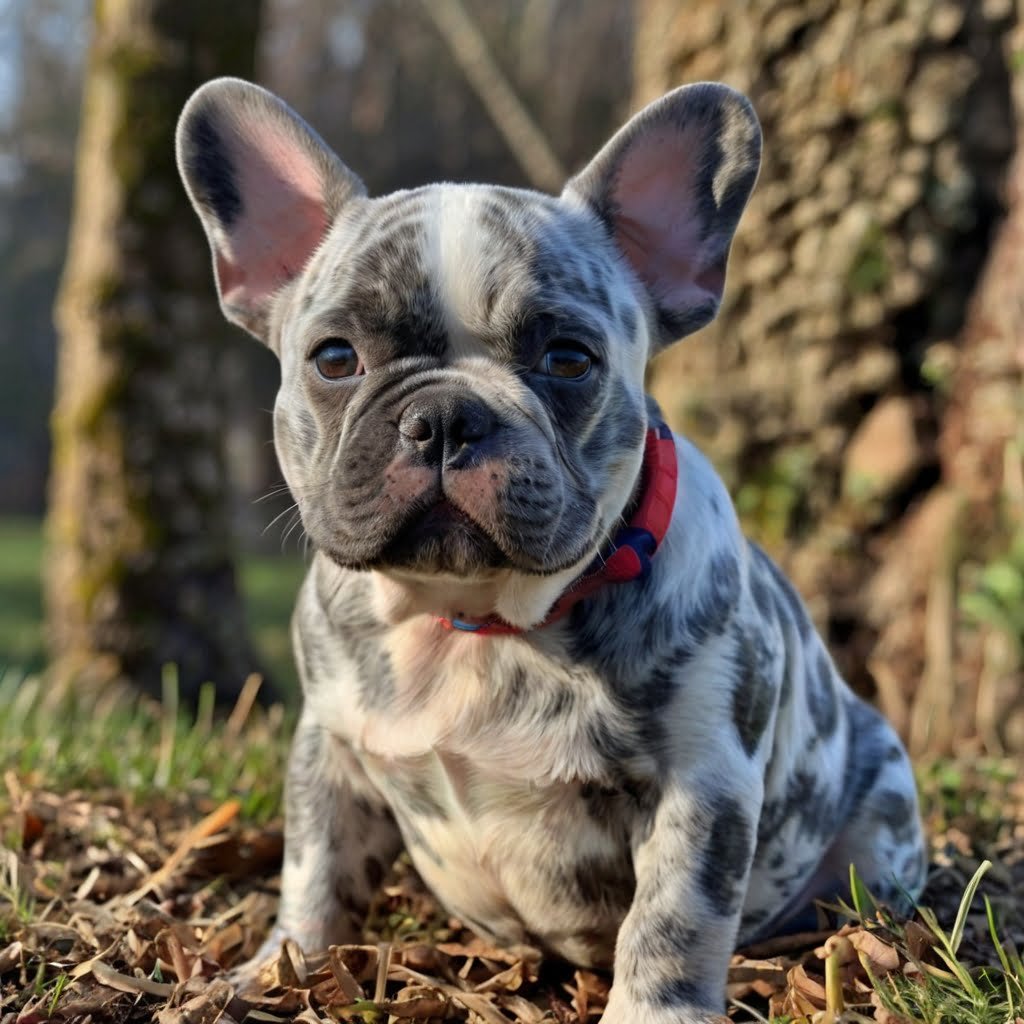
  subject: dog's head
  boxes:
[176,79,759,626]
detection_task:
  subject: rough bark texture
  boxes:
[882,7,1024,756]
[637,0,1021,748]
[47,0,269,703]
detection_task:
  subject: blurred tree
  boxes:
[902,9,1024,755]
[46,0,272,703]
[637,0,1022,753]
[0,0,88,515]
[420,0,566,191]
[261,0,630,195]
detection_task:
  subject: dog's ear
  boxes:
[563,83,760,349]
[176,78,365,342]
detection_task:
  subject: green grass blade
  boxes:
[950,859,991,956]
[849,862,876,921]
[985,895,1012,977]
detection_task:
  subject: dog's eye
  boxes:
[312,339,361,380]
[540,343,592,380]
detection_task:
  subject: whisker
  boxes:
[281,508,306,551]
[254,485,295,504]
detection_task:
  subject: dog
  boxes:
[176,77,927,1022]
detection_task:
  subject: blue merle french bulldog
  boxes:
[176,78,927,1022]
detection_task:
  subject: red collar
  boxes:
[437,422,678,635]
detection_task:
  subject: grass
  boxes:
[0,515,307,691]
[0,674,1020,1024]
[0,518,45,674]
[1,678,1021,1022]
[0,669,290,823]
[831,861,1024,1024]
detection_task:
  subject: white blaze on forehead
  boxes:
[432,186,515,357]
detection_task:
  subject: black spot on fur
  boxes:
[580,380,645,475]
[679,549,741,652]
[653,977,705,1009]
[749,563,775,620]
[774,596,796,709]
[638,648,687,709]
[582,780,660,834]
[619,303,638,343]
[759,769,842,846]
[732,633,776,756]
[185,109,243,228]
[348,632,396,711]
[701,797,753,916]
[807,647,838,737]
[841,699,888,800]
[586,716,636,771]
[389,774,449,819]
[572,854,635,911]
[875,790,917,840]
[503,665,530,716]
[398,818,444,867]
[623,912,697,966]
[333,878,364,919]
[751,544,811,638]
[545,685,575,717]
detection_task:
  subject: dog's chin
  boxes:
[378,502,508,575]
[319,501,596,578]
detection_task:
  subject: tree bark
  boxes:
[636,0,1021,750]
[47,0,270,703]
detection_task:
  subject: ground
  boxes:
[1,683,1023,1024]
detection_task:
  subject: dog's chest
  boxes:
[304,613,661,783]
[359,747,640,966]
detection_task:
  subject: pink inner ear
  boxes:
[610,125,721,314]
[217,123,330,320]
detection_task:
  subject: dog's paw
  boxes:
[226,927,290,994]
[600,989,729,1024]
[601,1011,728,1024]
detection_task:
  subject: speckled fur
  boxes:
[177,78,926,1022]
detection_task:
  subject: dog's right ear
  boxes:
[176,78,365,343]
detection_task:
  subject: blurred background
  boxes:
[0,0,1021,757]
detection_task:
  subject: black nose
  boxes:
[398,393,496,464]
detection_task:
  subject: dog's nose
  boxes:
[398,395,496,463]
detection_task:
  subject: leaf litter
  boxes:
[1,762,1022,1023]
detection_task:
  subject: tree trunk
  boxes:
[636,0,1021,749]
[47,0,270,704]
[893,10,1024,756]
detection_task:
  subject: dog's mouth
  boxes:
[376,498,508,574]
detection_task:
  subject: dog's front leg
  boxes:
[602,773,763,1023]
[237,713,403,978]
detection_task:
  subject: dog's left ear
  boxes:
[176,78,366,342]
[563,83,761,348]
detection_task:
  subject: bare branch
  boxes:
[421,0,567,192]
